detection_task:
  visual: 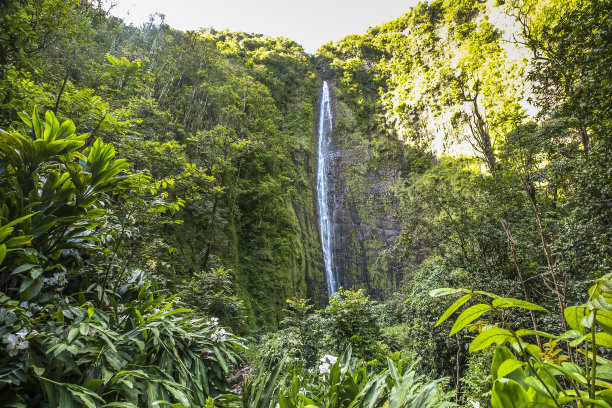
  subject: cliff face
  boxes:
[311,0,531,300]
[175,0,530,319]
[207,0,531,313]
[166,32,330,329]
[323,86,409,298]
[230,73,328,328]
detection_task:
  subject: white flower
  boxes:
[320,354,338,365]
[3,334,17,347]
[129,269,144,283]
[211,327,227,343]
[318,362,330,375]
[3,330,29,356]
[299,387,306,395]
[19,301,29,308]
[45,271,67,290]
[470,401,480,408]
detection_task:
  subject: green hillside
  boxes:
[0,0,610,405]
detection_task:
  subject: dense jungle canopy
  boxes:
[0,0,610,406]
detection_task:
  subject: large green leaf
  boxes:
[411,381,441,408]
[491,378,530,408]
[254,358,285,408]
[57,119,76,140]
[598,364,612,380]
[565,306,589,332]
[4,235,32,247]
[20,276,43,300]
[591,332,612,348]
[469,328,513,352]
[450,304,492,335]
[515,329,557,339]
[32,107,43,139]
[43,111,59,142]
[597,311,612,332]
[430,288,465,297]
[435,293,473,326]
[533,361,584,383]
[493,345,516,381]
[497,359,526,379]
[524,372,557,399]
[1,212,37,231]
[492,298,548,312]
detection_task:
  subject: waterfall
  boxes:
[317,81,337,296]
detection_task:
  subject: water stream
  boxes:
[317,81,337,296]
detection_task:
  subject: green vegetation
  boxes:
[0,0,610,406]
[310,0,611,404]
[434,273,612,408]
[0,109,244,405]
[0,0,327,331]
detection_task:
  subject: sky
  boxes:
[109,0,423,54]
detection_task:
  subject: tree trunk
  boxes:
[53,53,75,114]
[201,194,219,271]
[500,217,541,347]
[524,179,566,330]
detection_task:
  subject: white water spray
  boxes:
[317,81,336,295]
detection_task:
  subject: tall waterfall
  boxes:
[317,81,337,296]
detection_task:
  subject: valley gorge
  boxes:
[0,0,610,405]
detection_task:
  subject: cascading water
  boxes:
[317,81,337,296]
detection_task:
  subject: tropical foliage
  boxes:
[434,273,612,408]
[0,0,609,406]
[244,346,453,408]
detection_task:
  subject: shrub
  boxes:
[434,273,612,408]
[0,110,245,406]
[182,267,248,333]
[322,288,387,362]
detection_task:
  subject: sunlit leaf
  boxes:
[450,304,492,335]
[469,328,513,352]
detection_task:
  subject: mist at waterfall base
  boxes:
[317,81,337,296]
